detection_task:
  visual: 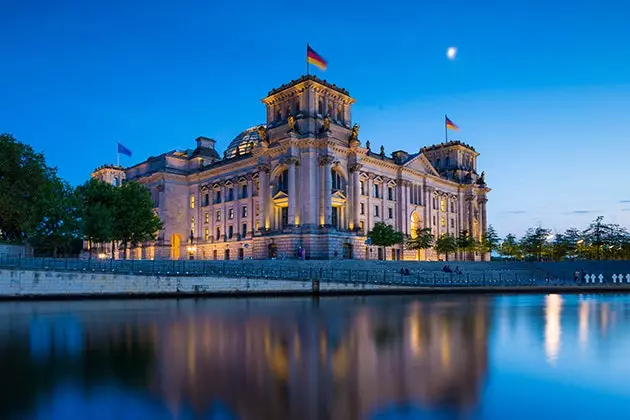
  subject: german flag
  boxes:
[445,115,459,131]
[307,45,327,71]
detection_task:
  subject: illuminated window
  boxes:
[204,228,209,241]
[359,221,365,233]
[242,206,248,217]
[216,210,221,221]
[191,216,195,232]
[190,194,195,209]
[441,217,446,227]
[440,198,446,212]
[204,213,209,224]
[229,208,234,219]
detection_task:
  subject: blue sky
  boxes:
[1,0,630,237]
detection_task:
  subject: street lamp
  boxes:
[187,229,196,260]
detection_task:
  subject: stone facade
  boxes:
[91,75,490,261]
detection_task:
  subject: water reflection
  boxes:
[1,295,630,419]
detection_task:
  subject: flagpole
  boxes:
[444,114,448,142]
[306,43,310,75]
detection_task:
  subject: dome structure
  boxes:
[224,125,265,159]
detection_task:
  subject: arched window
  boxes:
[295,98,300,113]
[445,156,450,168]
[113,177,119,186]
[331,169,344,191]
[277,170,288,192]
[436,158,441,168]
[337,106,343,121]
[318,98,324,115]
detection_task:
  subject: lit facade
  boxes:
[91,75,490,260]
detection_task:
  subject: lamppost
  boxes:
[187,229,196,260]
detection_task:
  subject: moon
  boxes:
[447,47,457,60]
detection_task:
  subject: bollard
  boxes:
[312,276,320,296]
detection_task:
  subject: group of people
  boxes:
[442,265,463,275]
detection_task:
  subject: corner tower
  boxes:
[91,164,126,186]
[261,75,356,142]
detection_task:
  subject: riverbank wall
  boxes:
[3,266,630,300]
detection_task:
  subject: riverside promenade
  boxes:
[1,257,630,299]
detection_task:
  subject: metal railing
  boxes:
[1,256,628,289]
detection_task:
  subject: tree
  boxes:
[520,227,551,261]
[479,225,500,256]
[406,227,434,252]
[368,222,404,259]
[112,181,163,258]
[77,179,117,256]
[456,229,476,260]
[434,234,457,261]
[499,234,521,260]
[30,178,82,257]
[0,134,57,242]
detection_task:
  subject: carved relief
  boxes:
[318,155,334,166]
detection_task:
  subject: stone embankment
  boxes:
[1,258,630,299]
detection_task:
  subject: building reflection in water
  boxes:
[579,300,590,351]
[148,298,490,420]
[544,294,563,365]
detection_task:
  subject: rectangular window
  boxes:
[255,203,260,216]
[433,216,436,225]
[451,202,456,213]
[215,190,222,204]
[241,184,248,199]
[227,188,234,201]
[360,181,366,195]
[359,220,365,233]
[229,208,234,219]
[191,217,195,233]
[450,219,454,228]
[441,198,446,212]
[228,225,234,238]
[203,193,209,206]
[216,210,222,221]
[242,206,248,218]
[374,206,379,217]
[388,187,394,201]
[190,194,195,209]
[242,223,247,237]
[204,213,209,224]
[373,184,379,198]
[360,203,365,215]
[388,208,393,219]
[441,217,446,227]
[204,228,209,241]
[254,180,259,196]
[216,227,221,240]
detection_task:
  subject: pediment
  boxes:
[403,153,439,176]
[273,190,288,200]
[332,190,346,200]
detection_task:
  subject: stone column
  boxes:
[234,179,240,240]
[247,176,254,237]
[221,183,227,241]
[349,164,362,231]
[425,187,434,233]
[367,174,374,230]
[257,163,271,231]
[319,155,334,226]
[479,197,488,236]
[467,197,475,236]
[286,157,299,226]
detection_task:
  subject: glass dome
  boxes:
[224,125,265,158]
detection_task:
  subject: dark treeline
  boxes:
[0,134,161,257]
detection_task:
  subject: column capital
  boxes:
[478,197,488,204]
[284,156,300,166]
[318,155,334,166]
[349,163,363,173]
[257,163,270,173]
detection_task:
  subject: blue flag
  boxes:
[117,142,132,157]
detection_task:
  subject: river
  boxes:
[0,294,629,419]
